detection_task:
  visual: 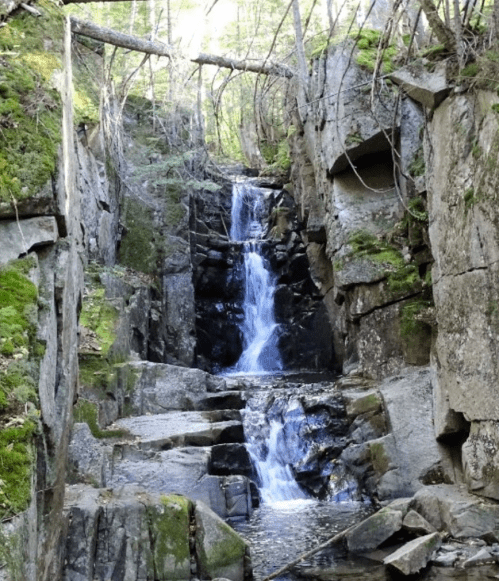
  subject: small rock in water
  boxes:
[463,548,494,567]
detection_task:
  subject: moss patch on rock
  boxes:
[0,0,64,203]
[0,257,42,519]
[119,198,163,275]
[369,441,390,475]
[80,286,118,357]
[146,495,192,580]
[73,399,125,439]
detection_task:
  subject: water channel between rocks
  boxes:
[229,376,374,581]
[223,181,373,580]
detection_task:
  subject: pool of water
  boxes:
[232,498,373,580]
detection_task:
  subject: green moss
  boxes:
[73,399,125,439]
[352,29,398,74]
[197,517,246,577]
[146,495,191,580]
[387,264,419,294]
[369,441,390,474]
[0,0,64,203]
[400,298,432,341]
[0,419,36,518]
[119,199,163,274]
[165,184,186,227]
[349,230,405,268]
[0,259,40,415]
[350,393,382,416]
[80,286,118,356]
[0,529,23,580]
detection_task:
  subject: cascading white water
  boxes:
[230,183,282,374]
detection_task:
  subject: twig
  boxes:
[20,2,42,16]
[10,194,28,256]
[261,521,358,581]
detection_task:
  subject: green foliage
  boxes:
[463,187,476,211]
[457,48,499,90]
[73,399,125,439]
[406,197,428,223]
[421,44,446,59]
[387,263,419,294]
[408,147,425,177]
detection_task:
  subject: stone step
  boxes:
[112,410,244,450]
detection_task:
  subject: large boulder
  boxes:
[62,486,251,581]
[462,420,499,501]
[410,484,499,539]
[345,506,404,552]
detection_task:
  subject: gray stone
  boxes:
[403,510,437,535]
[130,362,227,414]
[432,551,459,567]
[411,484,499,539]
[390,62,450,109]
[62,486,250,581]
[113,411,243,448]
[384,532,441,575]
[344,390,383,419]
[371,368,442,499]
[0,216,58,265]
[463,548,494,567]
[345,507,403,553]
[195,501,249,581]
[67,423,112,487]
[462,420,499,500]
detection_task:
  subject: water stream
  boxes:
[227,181,372,580]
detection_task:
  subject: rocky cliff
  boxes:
[285,40,499,507]
[2,2,499,579]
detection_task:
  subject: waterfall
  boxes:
[230,183,282,374]
[243,391,310,505]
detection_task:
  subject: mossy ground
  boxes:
[0,257,41,520]
[0,0,65,203]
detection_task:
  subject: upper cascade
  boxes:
[229,182,282,374]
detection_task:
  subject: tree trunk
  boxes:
[418,0,456,51]
[292,0,309,121]
[494,0,499,38]
[70,17,294,77]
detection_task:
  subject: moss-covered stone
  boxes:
[119,198,163,274]
[0,0,64,203]
[370,441,390,475]
[80,284,118,357]
[146,495,192,580]
[73,399,125,439]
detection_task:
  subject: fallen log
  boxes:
[261,521,358,581]
[70,17,294,78]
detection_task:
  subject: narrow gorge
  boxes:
[2,1,499,580]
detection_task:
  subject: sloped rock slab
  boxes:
[346,506,403,552]
[114,411,243,448]
[0,216,58,265]
[390,63,450,109]
[108,446,253,519]
[383,532,441,575]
